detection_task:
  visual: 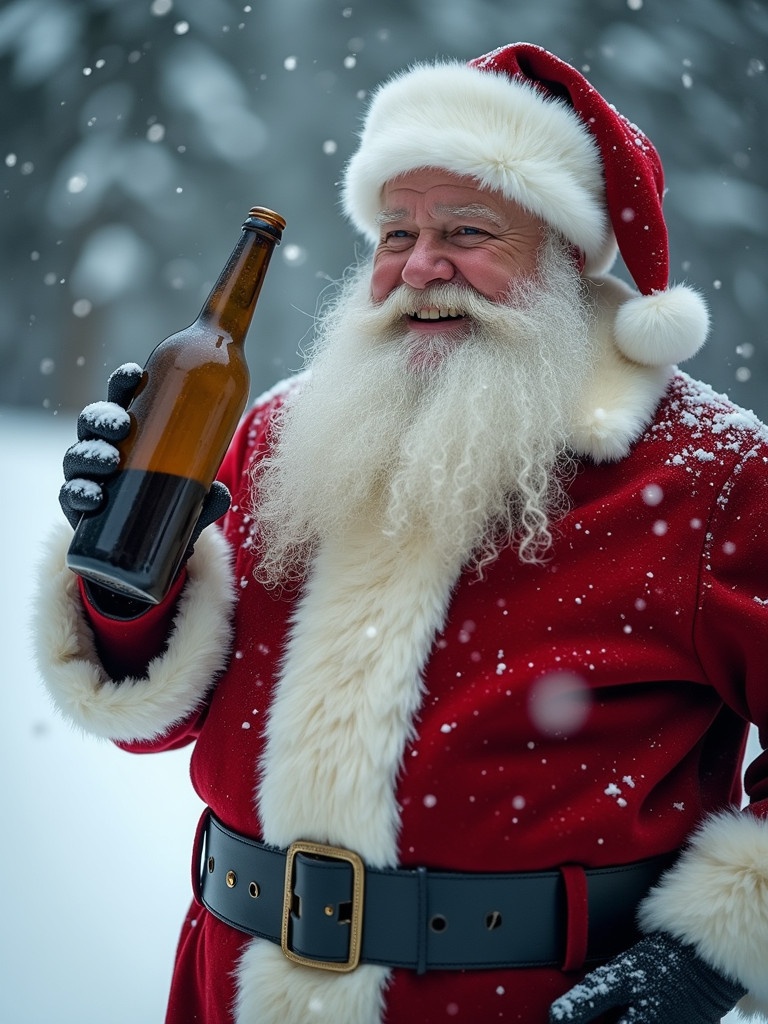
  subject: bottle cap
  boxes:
[244,207,286,239]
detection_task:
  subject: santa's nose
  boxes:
[400,236,457,290]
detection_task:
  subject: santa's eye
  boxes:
[379,229,415,251]
[452,225,492,242]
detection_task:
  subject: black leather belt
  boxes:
[194,810,676,974]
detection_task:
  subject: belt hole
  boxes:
[338,901,352,924]
[226,870,237,888]
[430,914,448,932]
[207,856,215,873]
[249,881,260,899]
[485,910,503,931]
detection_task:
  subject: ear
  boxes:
[570,245,586,274]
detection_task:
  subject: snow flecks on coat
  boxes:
[646,373,768,472]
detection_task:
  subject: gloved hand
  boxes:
[549,933,746,1024]
[60,363,231,616]
[59,362,143,529]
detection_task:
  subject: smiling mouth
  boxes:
[407,306,466,322]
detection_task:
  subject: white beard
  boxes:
[250,235,598,584]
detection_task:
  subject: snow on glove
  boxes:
[549,933,746,1024]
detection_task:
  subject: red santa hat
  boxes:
[341,42,709,367]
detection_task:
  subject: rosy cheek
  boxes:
[370,257,399,302]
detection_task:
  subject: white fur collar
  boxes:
[569,275,674,463]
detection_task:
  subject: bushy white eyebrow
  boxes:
[375,208,408,226]
[434,203,503,227]
[375,203,504,228]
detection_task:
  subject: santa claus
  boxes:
[36,43,768,1024]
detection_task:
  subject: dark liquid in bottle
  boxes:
[67,469,208,603]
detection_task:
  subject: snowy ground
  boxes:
[0,405,203,1023]
[0,404,755,1023]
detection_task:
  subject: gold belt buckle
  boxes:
[281,839,365,972]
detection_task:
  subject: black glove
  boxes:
[549,933,746,1024]
[60,363,231,617]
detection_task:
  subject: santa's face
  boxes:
[371,168,548,369]
[252,226,597,584]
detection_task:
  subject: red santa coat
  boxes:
[34,345,768,1022]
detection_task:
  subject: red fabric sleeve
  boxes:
[78,569,187,680]
[693,449,768,819]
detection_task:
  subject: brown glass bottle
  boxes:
[66,207,286,604]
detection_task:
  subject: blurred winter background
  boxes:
[0,0,764,1020]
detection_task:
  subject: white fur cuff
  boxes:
[32,522,236,743]
[638,810,768,1019]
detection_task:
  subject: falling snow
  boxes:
[2,5,766,1021]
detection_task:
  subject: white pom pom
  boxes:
[614,284,710,367]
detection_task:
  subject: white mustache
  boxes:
[371,283,499,324]
[361,280,549,348]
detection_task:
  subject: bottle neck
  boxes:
[197,212,283,341]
